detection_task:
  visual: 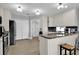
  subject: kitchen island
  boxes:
[39,33,79,55]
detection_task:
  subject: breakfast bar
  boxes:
[39,33,79,55]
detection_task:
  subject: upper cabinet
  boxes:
[48,16,54,27]
[62,9,78,26]
[41,9,78,34]
[53,14,63,26]
[52,9,78,26]
[42,16,48,34]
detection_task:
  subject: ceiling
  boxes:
[0,3,79,17]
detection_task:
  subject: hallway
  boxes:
[7,38,39,55]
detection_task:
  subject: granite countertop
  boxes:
[41,33,78,39]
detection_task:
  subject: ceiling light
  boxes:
[64,5,68,8]
[35,9,40,15]
[35,12,40,15]
[57,3,68,10]
[17,6,22,12]
[35,9,40,12]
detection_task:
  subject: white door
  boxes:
[22,20,29,39]
[16,20,29,40]
[31,20,40,37]
[16,20,22,40]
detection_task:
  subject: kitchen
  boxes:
[0,3,79,55]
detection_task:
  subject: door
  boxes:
[9,20,16,45]
[31,20,40,37]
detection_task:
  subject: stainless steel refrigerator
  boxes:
[9,20,16,45]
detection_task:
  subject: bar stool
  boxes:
[60,43,76,55]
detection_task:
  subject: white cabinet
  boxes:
[42,16,48,35]
[53,14,63,26]
[62,9,78,26]
[48,16,54,27]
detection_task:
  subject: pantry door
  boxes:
[16,20,29,40]
[31,20,40,37]
[22,20,29,39]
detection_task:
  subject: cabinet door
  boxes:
[49,17,53,27]
[53,14,63,26]
[63,9,78,26]
[42,16,48,34]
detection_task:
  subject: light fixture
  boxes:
[17,6,22,12]
[57,3,68,10]
[35,9,40,15]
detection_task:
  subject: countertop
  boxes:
[41,33,78,39]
